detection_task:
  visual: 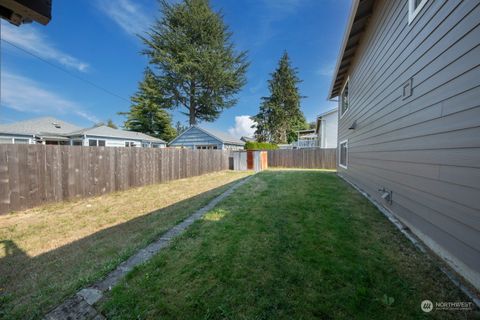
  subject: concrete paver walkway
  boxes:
[44,175,253,320]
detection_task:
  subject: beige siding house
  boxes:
[329,0,480,290]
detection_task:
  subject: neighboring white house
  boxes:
[0,117,81,145]
[292,129,318,149]
[67,125,166,148]
[292,108,338,149]
[0,117,166,148]
[168,126,244,150]
[315,108,338,148]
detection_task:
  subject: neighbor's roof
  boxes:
[299,133,318,139]
[68,125,166,143]
[296,129,316,134]
[241,136,255,142]
[315,108,339,134]
[328,0,375,98]
[196,126,245,145]
[0,117,166,143]
[169,125,245,146]
[0,117,82,136]
[317,107,338,119]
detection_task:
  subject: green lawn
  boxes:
[99,170,473,319]
[0,171,251,320]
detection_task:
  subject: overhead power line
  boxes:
[0,38,131,104]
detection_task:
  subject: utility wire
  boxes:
[0,37,131,103]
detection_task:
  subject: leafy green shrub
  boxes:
[244,141,278,150]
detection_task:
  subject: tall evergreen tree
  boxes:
[106,119,117,129]
[252,52,307,144]
[175,121,188,135]
[142,0,248,126]
[252,100,272,142]
[93,120,117,129]
[119,68,176,142]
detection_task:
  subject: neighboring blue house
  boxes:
[168,126,244,150]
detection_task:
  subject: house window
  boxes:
[14,138,29,144]
[72,140,83,146]
[340,79,349,117]
[125,142,136,147]
[89,139,106,147]
[408,0,428,24]
[196,145,217,150]
[0,138,13,144]
[339,140,348,169]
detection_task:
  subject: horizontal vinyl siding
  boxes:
[343,168,480,275]
[337,0,480,288]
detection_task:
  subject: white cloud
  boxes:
[317,61,336,76]
[97,0,152,37]
[228,115,256,138]
[1,71,99,123]
[1,22,89,72]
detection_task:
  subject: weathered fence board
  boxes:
[0,145,230,214]
[267,148,337,169]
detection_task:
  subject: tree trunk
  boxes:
[189,81,196,126]
[189,106,196,126]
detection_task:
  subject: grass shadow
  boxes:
[99,170,476,320]
[0,176,246,320]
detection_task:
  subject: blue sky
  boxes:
[0,0,350,137]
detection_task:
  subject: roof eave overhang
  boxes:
[328,0,375,99]
[317,107,339,119]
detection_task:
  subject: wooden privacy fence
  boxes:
[267,148,337,169]
[0,145,230,214]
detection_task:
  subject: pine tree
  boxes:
[252,52,307,144]
[175,121,188,135]
[251,100,272,142]
[142,0,248,125]
[93,120,117,129]
[107,119,117,129]
[119,68,176,142]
